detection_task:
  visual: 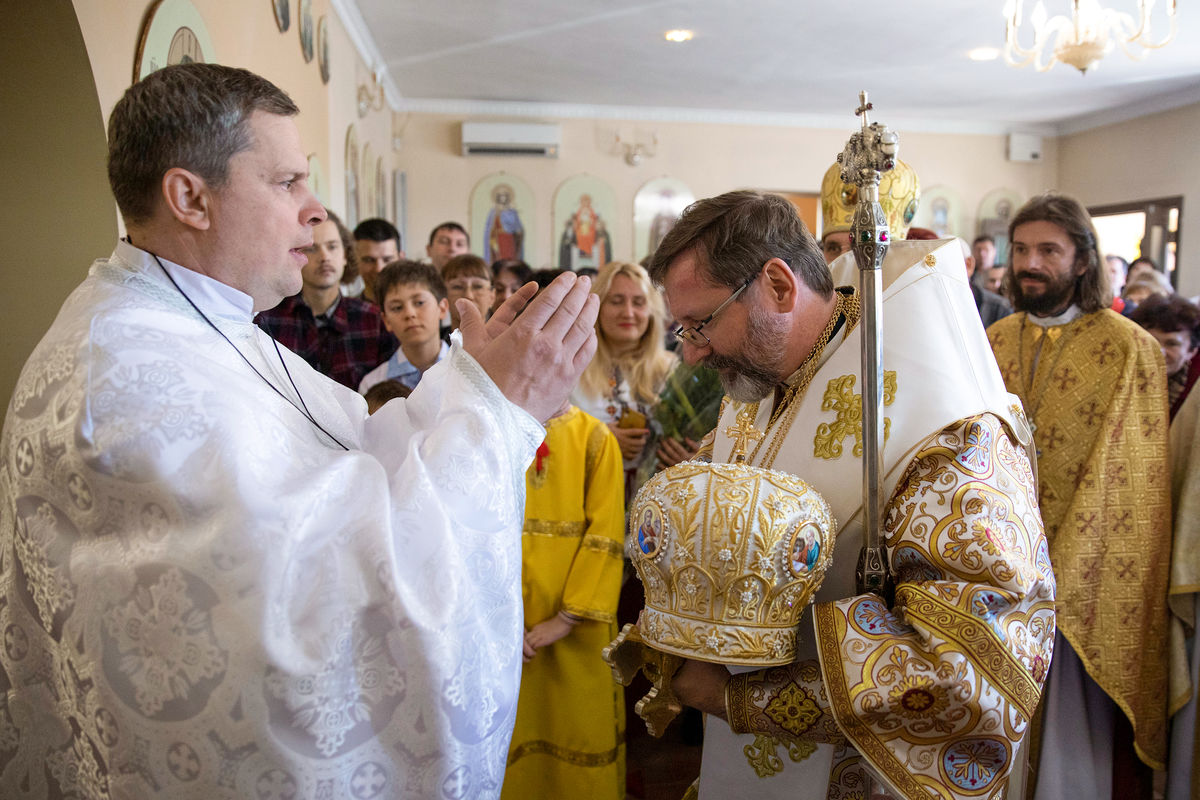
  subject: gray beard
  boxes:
[704,306,789,403]
[719,370,777,403]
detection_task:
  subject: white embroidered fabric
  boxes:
[0,243,543,799]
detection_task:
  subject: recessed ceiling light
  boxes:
[664,29,693,43]
[968,46,1001,61]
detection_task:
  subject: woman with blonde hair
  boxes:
[573,261,678,502]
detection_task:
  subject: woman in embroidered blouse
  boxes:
[573,261,678,503]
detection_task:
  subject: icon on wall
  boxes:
[307,154,326,205]
[634,177,694,264]
[977,189,1025,266]
[912,185,963,239]
[471,173,535,264]
[554,175,617,271]
[317,16,331,83]
[134,0,217,82]
[345,125,359,228]
[375,157,387,219]
[361,142,376,229]
[299,0,314,63]
[272,0,289,32]
[393,170,408,254]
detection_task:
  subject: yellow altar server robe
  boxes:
[502,407,626,799]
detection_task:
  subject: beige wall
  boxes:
[395,114,1059,268]
[1058,101,1200,297]
[71,0,395,222]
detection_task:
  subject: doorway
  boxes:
[1090,196,1183,288]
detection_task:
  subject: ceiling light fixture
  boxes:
[968,46,1001,61]
[664,29,693,43]
[1003,0,1178,74]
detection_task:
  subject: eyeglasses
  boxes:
[672,274,756,347]
[822,238,851,260]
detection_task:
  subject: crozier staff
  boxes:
[0,63,596,799]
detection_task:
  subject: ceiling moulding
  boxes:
[395,98,1058,138]
[1054,83,1200,137]
[329,0,402,109]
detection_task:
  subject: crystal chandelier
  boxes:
[1003,0,1178,73]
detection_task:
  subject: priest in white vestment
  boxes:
[0,64,598,799]
[643,191,1055,800]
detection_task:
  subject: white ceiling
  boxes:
[342,0,1200,135]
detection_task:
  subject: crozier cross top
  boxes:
[855,91,873,128]
[726,408,764,464]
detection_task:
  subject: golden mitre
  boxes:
[628,460,836,666]
[820,158,920,240]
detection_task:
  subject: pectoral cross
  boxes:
[726,407,764,464]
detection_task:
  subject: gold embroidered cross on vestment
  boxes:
[726,407,765,463]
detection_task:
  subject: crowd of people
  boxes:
[2,62,1199,800]
[248,158,1200,799]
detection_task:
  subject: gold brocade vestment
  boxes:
[987,309,1172,768]
[1167,387,1200,800]
[692,240,1055,800]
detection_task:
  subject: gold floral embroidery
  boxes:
[970,513,1011,557]
[742,733,817,778]
[815,415,1055,797]
[764,681,822,736]
[813,372,897,460]
[888,674,949,719]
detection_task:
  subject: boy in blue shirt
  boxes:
[359,260,450,394]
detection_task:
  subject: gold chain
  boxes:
[745,288,862,468]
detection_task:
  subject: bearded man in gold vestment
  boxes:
[986,193,1172,800]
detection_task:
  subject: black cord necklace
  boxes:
[152,254,350,450]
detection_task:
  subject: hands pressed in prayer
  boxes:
[672,658,730,720]
[522,613,576,662]
[657,436,700,469]
[458,272,599,423]
[608,423,650,462]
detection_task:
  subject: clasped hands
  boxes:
[608,426,699,466]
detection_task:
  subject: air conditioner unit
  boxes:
[1007,132,1043,162]
[461,122,561,157]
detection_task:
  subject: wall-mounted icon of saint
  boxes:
[559,194,612,269]
[553,174,617,271]
[470,172,536,265]
[634,177,694,264]
[977,188,1025,267]
[485,183,525,262]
